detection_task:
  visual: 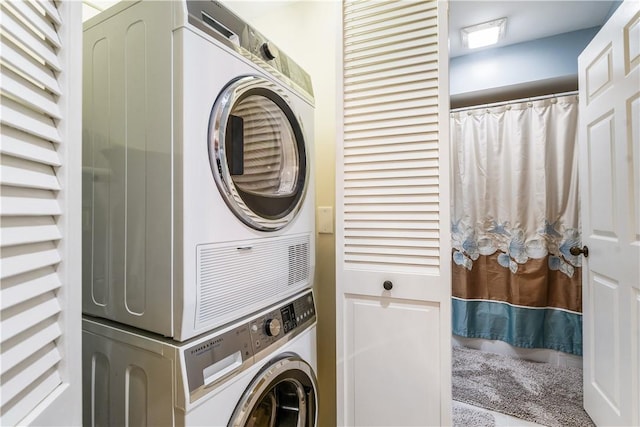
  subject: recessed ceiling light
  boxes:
[461,18,507,49]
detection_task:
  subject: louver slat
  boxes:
[346,245,440,257]
[344,123,438,141]
[345,75,439,99]
[0,321,61,374]
[345,146,439,160]
[342,0,440,273]
[345,236,441,248]
[0,38,61,96]
[344,0,402,19]
[345,157,438,170]
[0,242,62,281]
[345,253,440,267]
[345,20,431,50]
[0,344,62,404]
[344,2,431,33]
[345,228,439,240]
[345,45,437,72]
[1,187,61,216]
[1,67,61,119]
[1,155,60,191]
[345,194,439,205]
[0,292,61,344]
[9,0,61,49]
[0,216,62,247]
[347,101,438,119]
[0,371,61,426]
[0,126,61,166]
[345,100,431,120]
[36,0,62,26]
[0,96,62,143]
[346,30,432,59]
[0,268,61,310]
[345,66,437,93]
[0,5,61,71]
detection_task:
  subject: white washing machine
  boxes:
[83,289,318,426]
[82,0,315,340]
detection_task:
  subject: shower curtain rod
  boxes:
[450,90,579,113]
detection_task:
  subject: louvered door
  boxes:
[336,1,451,425]
[0,1,82,425]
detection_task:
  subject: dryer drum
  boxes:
[229,353,318,427]
[209,76,309,231]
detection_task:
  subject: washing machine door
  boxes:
[209,76,309,231]
[229,353,318,427]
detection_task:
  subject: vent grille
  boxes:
[288,242,310,285]
[196,234,311,328]
[342,0,441,273]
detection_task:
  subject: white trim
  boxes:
[437,2,452,424]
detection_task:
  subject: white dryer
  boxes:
[82,289,318,426]
[82,0,315,340]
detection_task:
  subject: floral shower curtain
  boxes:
[451,94,583,355]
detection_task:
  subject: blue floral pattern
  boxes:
[452,218,582,277]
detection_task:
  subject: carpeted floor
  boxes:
[453,401,496,427]
[452,346,595,427]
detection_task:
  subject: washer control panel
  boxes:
[183,290,315,400]
[248,291,315,354]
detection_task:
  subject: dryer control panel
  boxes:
[185,0,314,103]
[183,289,315,403]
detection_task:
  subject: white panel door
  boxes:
[578,1,640,425]
[0,1,82,425]
[336,1,451,425]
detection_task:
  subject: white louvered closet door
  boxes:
[336,1,451,425]
[0,1,82,425]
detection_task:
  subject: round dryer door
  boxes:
[229,353,318,427]
[209,76,309,231]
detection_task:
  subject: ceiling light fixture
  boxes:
[461,18,507,49]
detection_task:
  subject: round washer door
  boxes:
[209,76,309,231]
[228,353,318,427]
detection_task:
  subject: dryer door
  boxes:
[209,76,309,231]
[229,353,318,427]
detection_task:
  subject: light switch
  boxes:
[317,206,334,234]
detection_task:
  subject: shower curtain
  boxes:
[451,94,582,355]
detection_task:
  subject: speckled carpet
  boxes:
[452,346,595,427]
[453,401,495,427]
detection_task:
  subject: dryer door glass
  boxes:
[229,355,317,427]
[209,76,308,231]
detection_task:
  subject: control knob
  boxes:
[261,42,277,61]
[265,318,281,337]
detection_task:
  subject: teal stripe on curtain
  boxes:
[452,298,583,356]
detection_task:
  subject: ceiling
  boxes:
[449,0,620,58]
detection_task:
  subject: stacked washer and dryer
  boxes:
[81,1,318,425]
